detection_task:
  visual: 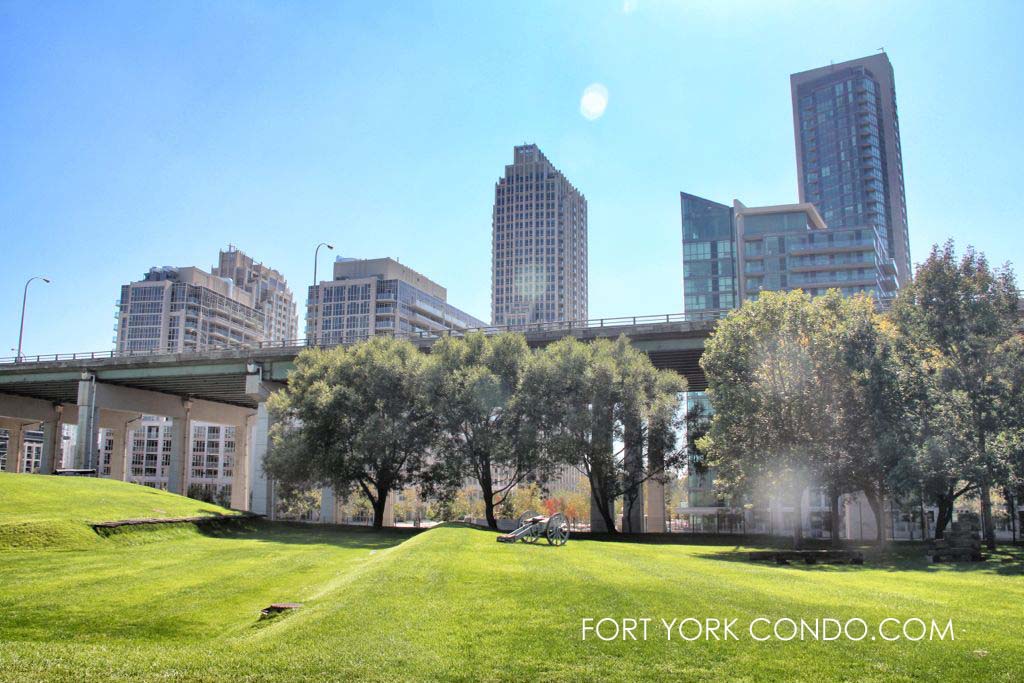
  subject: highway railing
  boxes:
[1,311,725,365]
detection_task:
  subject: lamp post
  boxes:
[312,243,334,344]
[17,276,50,362]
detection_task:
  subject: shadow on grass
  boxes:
[195,519,421,551]
[696,545,1024,576]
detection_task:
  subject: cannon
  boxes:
[496,511,569,546]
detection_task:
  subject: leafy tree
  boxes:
[264,336,437,528]
[701,290,826,546]
[423,333,543,529]
[499,482,545,520]
[274,482,322,521]
[890,242,1020,548]
[543,482,591,528]
[700,290,912,546]
[840,298,921,544]
[521,336,686,533]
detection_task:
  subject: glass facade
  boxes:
[680,193,736,316]
[680,193,898,315]
[796,71,888,242]
[792,54,911,287]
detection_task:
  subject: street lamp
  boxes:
[17,276,50,362]
[312,243,334,344]
[313,242,334,286]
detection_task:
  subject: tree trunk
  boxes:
[1008,491,1018,543]
[828,484,842,548]
[484,499,498,530]
[589,465,618,534]
[919,493,928,541]
[480,470,498,530]
[863,488,886,546]
[371,490,388,529]
[792,489,804,550]
[935,490,954,539]
[980,484,996,551]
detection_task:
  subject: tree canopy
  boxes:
[264,336,437,528]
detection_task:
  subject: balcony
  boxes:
[789,236,878,254]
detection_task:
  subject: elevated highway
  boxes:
[0,313,717,526]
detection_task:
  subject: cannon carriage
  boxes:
[496,511,570,546]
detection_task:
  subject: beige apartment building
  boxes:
[491,144,588,326]
[116,266,265,353]
[212,246,299,342]
[115,247,297,354]
[306,257,485,344]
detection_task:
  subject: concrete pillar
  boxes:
[74,375,98,470]
[248,401,274,517]
[166,403,191,495]
[8,424,25,473]
[230,417,250,510]
[646,432,667,533]
[39,406,64,474]
[108,418,129,481]
[645,479,666,533]
[622,424,645,533]
[320,486,337,524]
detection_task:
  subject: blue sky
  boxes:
[2,1,1022,356]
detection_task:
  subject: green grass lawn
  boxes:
[1,474,1022,681]
[0,472,240,549]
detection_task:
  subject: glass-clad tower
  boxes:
[680,193,736,318]
[680,193,897,316]
[791,53,911,288]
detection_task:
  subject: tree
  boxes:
[840,299,921,544]
[274,482,322,521]
[700,290,912,546]
[264,336,437,528]
[890,242,1021,548]
[521,336,686,533]
[700,290,830,547]
[423,332,544,529]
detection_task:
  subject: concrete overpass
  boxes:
[0,313,716,528]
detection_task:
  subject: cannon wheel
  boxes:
[518,511,541,544]
[545,512,569,546]
[517,510,539,527]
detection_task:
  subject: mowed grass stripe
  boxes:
[1,476,1022,681]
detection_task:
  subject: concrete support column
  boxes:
[39,406,64,474]
[645,433,667,533]
[8,423,26,473]
[320,486,337,524]
[645,479,666,533]
[74,375,98,470]
[108,418,129,482]
[248,401,275,517]
[230,417,250,511]
[622,423,645,533]
[166,401,192,495]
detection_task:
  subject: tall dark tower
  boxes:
[791,53,911,287]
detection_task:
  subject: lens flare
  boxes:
[580,83,609,121]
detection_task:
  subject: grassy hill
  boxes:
[1,475,1023,681]
[0,472,239,549]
